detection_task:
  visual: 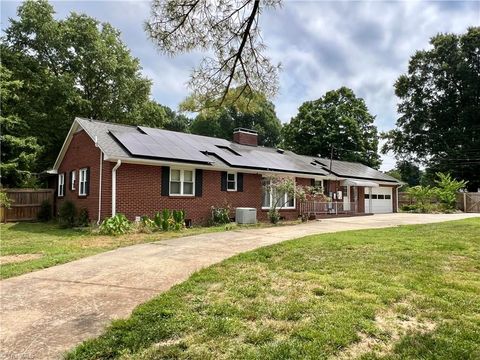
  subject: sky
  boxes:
[1,0,479,170]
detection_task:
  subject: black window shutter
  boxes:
[161,166,170,196]
[324,180,329,195]
[310,178,315,186]
[85,167,90,195]
[195,169,203,197]
[237,173,244,192]
[221,172,227,191]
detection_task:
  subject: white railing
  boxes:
[299,201,358,217]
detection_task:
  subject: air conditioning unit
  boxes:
[235,207,257,224]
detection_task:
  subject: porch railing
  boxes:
[299,201,358,217]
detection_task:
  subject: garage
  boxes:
[365,187,393,213]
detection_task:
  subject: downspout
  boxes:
[94,136,103,225]
[112,160,122,217]
[97,151,103,225]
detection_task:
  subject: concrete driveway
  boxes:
[1,213,478,359]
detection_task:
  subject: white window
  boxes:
[170,169,195,196]
[227,172,237,191]
[58,173,65,197]
[261,177,295,209]
[71,171,76,191]
[79,168,88,196]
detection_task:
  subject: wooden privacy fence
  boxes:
[399,191,480,213]
[456,193,480,213]
[0,189,54,222]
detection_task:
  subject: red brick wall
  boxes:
[233,131,258,146]
[57,130,113,221]
[115,165,310,224]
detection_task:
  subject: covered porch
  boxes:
[299,179,382,218]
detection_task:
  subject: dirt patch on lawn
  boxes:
[334,303,436,359]
[0,253,43,265]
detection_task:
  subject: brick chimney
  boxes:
[233,128,258,146]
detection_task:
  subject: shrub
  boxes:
[172,210,185,230]
[268,208,280,224]
[37,200,52,222]
[211,206,230,225]
[137,215,156,233]
[161,209,172,231]
[99,214,131,235]
[58,201,77,228]
[0,191,13,209]
[434,172,468,210]
[77,208,89,227]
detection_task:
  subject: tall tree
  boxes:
[396,160,423,187]
[1,0,153,171]
[146,0,281,107]
[283,87,381,168]
[383,27,480,190]
[0,65,43,187]
[185,90,282,147]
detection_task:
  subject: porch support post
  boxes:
[369,187,373,214]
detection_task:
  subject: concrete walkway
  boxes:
[0,213,478,359]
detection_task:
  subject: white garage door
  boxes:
[365,187,393,213]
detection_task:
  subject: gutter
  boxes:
[111,160,122,217]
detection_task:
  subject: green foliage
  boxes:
[150,209,186,231]
[37,200,52,222]
[77,208,89,227]
[0,65,43,187]
[161,209,172,231]
[136,215,156,233]
[211,206,231,225]
[172,210,185,231]
[0,192,13,209]
[99,214,131,236]
[434,172,468,209]
[268,209,281,224]
[383,27,480,191]
[58,201,77,228]
[283,87,381,169]
[187,89,282,147]
[1,0,177,174]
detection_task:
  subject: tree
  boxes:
[187,90,282,146]
[396,160,423,187]
[145,0,281,107]
[1,0,153,172]
[0,65,43,187]
[282,87,381,168]
[383,27,480,191]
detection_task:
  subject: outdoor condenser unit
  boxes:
[235,207,257,224]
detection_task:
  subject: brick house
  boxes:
[51,118,402,225]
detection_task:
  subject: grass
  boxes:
[66,218,480,360]
[0,221,293,279]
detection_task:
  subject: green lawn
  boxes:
[0,221,280,279]
[67,218,480,360]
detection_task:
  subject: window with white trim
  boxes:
[58,173,65,197]
[71,171,76,191]
[170,169,195,196]
[79,168,88,196]
[227,172,237,191]
[261,177,295,209]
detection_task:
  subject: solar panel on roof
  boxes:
[110,131,213,164]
